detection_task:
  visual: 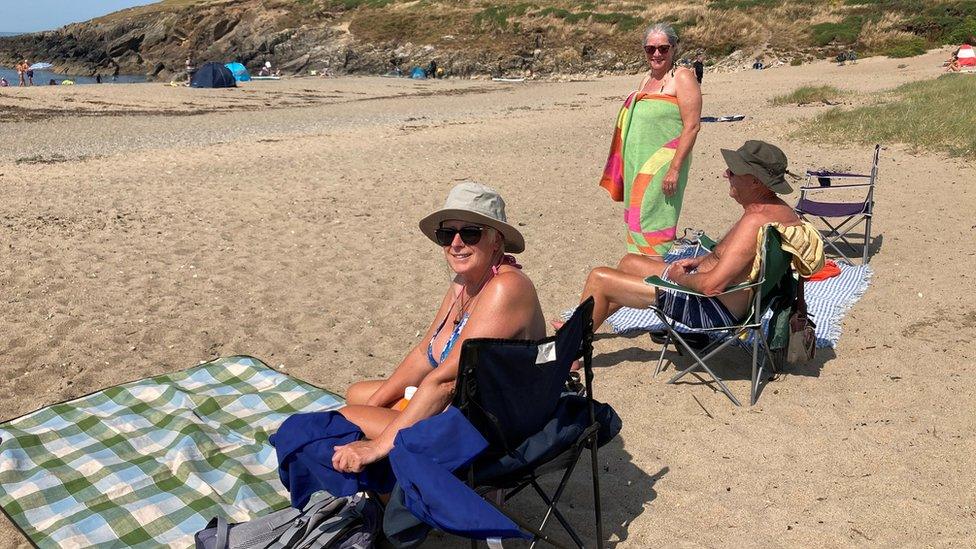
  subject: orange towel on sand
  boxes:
[809,260,841,282]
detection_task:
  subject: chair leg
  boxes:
[589,439,605,549]
[820,217,858,264]
[666,334,742,406]
[751,332,779,405]
[530,453,586,549]
[862,214,872,263]
[750,329,760,405]
[653,332,671,377]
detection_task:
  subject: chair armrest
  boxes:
[646,275,754,297]
[799,183,873,190]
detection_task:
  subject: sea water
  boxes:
[0,67,146,86]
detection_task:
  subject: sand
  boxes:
[0,47,973,547]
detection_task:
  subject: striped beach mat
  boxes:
[603,258,873,348]
[0,355,343,548]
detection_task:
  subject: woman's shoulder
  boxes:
[483,267,538,301]
[673,66,699,83]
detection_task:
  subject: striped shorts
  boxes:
[656,272,741,329]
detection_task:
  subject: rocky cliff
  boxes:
[0,0,651,80]
[0,0,967,80]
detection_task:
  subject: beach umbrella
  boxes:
[28,62,53,71]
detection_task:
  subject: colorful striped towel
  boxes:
[0,355,343,548]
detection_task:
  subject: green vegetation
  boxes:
[790,57,804,66]
[475,5,640,31]
[771,85,846,106]
[327,0,395,8]
[474,3,536,29]
[709,0,780,9]
[883,36,927,57]
[799,75,976,156]
[811,17,864,46]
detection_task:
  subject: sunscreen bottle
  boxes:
[392,386,417,411]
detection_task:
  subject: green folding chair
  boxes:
[647,225,794,406]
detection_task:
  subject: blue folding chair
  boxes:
[455,297,618,548]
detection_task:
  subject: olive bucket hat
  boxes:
[720,140,793,194]
[419,181,525,253]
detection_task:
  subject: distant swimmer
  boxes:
[16,59,27,86]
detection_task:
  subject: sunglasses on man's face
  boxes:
[644,44,672,56]
[435,226,484,246]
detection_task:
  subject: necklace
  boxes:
[647,66,675,93]
[452,253,502,325]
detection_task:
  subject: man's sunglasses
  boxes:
[434,226,484,246]
[644,44,672,55]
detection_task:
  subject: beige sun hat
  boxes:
[419,181,525,253]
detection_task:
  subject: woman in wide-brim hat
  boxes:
[332,181,545,473]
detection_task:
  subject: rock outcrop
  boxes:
[0,0,648,80]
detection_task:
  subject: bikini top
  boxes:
[426,311,470,368]
[425,255,522,368]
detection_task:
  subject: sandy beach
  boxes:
[1,48,974,547]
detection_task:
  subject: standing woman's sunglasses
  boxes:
[644,44,672,55]
[435,226,484,246]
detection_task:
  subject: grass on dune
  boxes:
[797,74,976,157]
[770,85,847,106]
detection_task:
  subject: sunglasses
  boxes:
[643,44,672,56]
[434,225,484,246]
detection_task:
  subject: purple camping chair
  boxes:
[795,144,880,264]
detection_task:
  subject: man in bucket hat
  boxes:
[562,140,821,333]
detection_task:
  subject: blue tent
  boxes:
[410,66,427,79]
[224,62,251,82]
[190,62,236,88]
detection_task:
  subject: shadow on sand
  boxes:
[592,331,839,403]
[425,429,664,547]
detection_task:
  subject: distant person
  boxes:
[185,56,196,84]
[16,59,27,86]
[426,59,438,79]
[259,61,272,76]
[48,79,57,86]
[752,57,764,70]
[598,21,702,259]
[846,49,857,64]
[95,73,102,84]
[693,53,704,83]
[112,64,120,82]
[950,41,975,71]
[24,60,34,86]
[0,77,8,87]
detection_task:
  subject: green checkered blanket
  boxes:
[0,355,344,548]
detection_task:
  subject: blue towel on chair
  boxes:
[272,408,528,540]
[390,407,530,540]
[270,411,396,508]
